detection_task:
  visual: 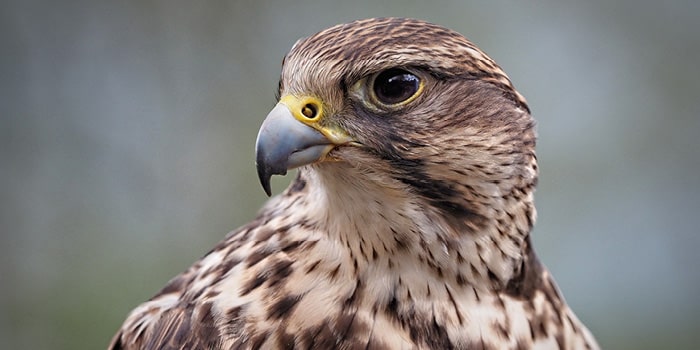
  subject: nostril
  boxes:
[301,103,318,119]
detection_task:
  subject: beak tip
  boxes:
[256,162,273,197]
[256,159,290,196]
[262,184,272,197]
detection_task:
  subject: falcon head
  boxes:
[256,17,538,286]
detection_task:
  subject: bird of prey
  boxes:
[110,17,599,349]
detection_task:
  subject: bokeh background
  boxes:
[2,0,698,349]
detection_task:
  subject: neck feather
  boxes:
[293,162,536,294]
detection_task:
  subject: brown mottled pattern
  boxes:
[110,18,599,349]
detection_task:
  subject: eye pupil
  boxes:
[373,68,420,105]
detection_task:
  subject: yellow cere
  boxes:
[280,95,323,122]
[279,95,352,144]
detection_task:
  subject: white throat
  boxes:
[296,162,529,295]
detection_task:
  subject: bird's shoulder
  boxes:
[110,200,598,350]
[108,205,305,349]
[110,193,378,349]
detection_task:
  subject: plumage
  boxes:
[110,17,599,349]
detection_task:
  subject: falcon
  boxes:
[110,17,599,349]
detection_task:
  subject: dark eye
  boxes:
[372,68,421,105]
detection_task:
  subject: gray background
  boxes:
[2,1,698,349]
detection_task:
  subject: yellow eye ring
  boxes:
[369,68,424,107]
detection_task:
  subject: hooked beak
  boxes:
[255,95,350,196]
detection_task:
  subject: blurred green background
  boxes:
[2,0,698,349]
